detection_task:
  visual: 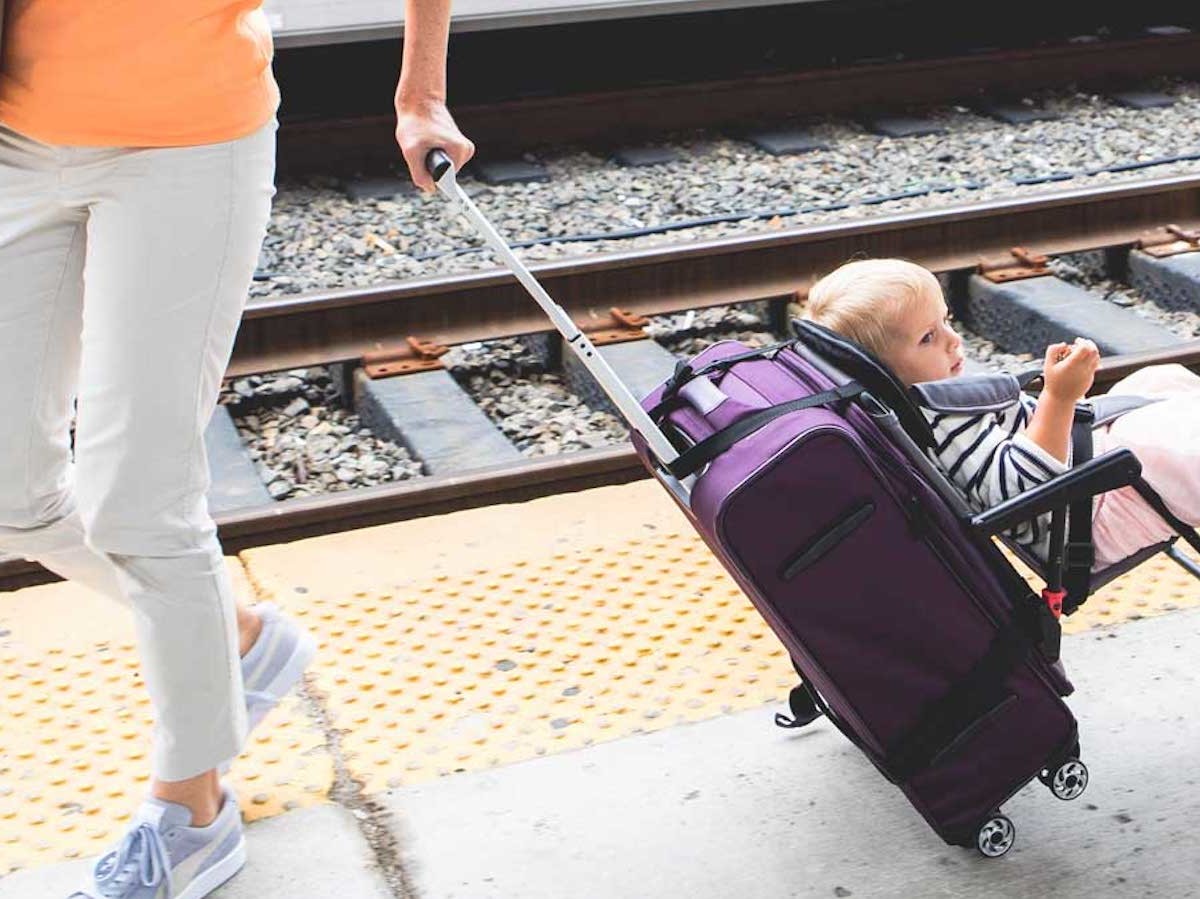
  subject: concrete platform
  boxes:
[391,607,1200,898]
[3,477,1199,895]
[0,806,391,899]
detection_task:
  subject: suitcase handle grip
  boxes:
[425,148,454,182]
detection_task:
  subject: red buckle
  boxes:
[1042,588,1066,619]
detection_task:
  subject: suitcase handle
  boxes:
[426,148,454,183]
[424,149,685,476]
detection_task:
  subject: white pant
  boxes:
[0,119,277,781]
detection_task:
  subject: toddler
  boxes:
[803,258,1200,570]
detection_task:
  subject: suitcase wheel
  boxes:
[1038,758,1089,801]
[975,814,1016,858]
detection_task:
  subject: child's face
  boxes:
[878,282,965,386]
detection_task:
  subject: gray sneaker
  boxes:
[241,603,317,730]
[71,785,245,899]
[223,603,317,772]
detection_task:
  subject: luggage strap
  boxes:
[776,626,1027,782]
[886,623,1028,782]
[1062,415,1095,615]
[666,382,865,480]
[1060,394,1159,614]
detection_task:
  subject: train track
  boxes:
[276,28,1200,174]
[4,174,1200,590]
[232,173,1200,374]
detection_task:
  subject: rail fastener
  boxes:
[978,247,1053,283]
[582,307,652,346]
[1137,223,1200,259]
[362,336,451,378]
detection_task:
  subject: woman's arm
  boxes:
[394,0,476,192]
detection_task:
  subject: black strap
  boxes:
[886,624,1029,783]
[774,682,823,729]
[777,626,1028,782]
[775,667,866,755]
[649,342,791,421]
[1131,479,1200,562]
[1062,416,1095,614]
[666,382,865,480]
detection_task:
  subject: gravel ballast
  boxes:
[256,80,1200,297]
[219,367,423,499]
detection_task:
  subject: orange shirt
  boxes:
[0,1,279,147]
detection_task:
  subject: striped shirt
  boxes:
[923,394,1071,560]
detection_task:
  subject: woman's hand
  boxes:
[1042,338,1099,404]
[395,96,475,193]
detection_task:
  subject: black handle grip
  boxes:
[425,149,453,181]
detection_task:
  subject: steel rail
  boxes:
[232,173,1200,375]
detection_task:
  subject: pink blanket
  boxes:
[1090,364,1200,569]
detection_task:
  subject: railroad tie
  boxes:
[353,368,522,475]
[963,273,1180,357]
[204,405,275,511]
[742,128,828,156]
[560,338,679,418]
[471,158,551,186]
[610,146,682,168]
[1128,249,1200,314]
[862,115,945,140]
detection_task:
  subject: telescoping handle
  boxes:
[423,149,683,470]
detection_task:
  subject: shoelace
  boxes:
[92,821,174,898]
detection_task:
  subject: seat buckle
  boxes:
[1032,590,1064,661]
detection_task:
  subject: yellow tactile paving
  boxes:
[0,559,333,877]
[239,480,1200,797]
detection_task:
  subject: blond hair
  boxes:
[803,258,941,359]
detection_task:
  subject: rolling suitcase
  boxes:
[426,150,1085,858]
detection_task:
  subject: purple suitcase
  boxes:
[427,150,1084,858]
[634,338,1080,854]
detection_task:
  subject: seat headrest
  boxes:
[791,318,936,449]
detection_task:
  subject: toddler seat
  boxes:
[790,318,1200,630]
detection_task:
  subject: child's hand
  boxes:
[1042,338,1099,402]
